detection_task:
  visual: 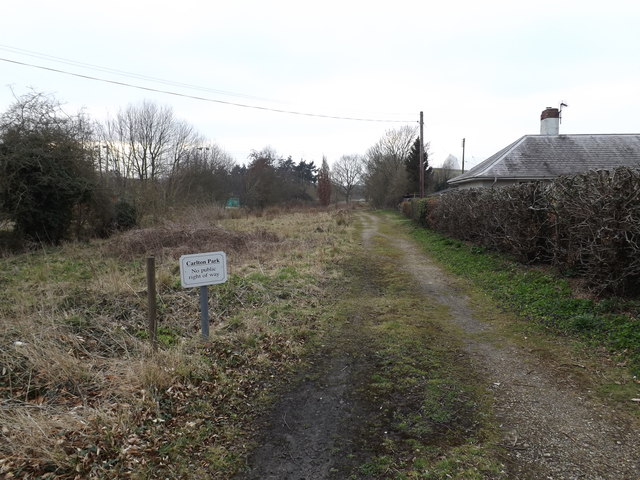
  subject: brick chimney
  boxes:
[540,107,560,135]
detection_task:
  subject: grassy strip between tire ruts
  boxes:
[330,217,506,479]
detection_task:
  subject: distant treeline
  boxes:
[0,89,458,248]
[0,92,324,246]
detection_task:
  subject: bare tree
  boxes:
[169,142,236,205]
[244,148,278,208]
[96,120,132,198]
[169,120,202,177]
[367,125,417,164]
[104,101,200,182]
[332,154,363,203]
[125,101,173,180]
[100,101,211,216]
[364,125,418,207]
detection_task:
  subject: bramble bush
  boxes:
[0,92,104,245]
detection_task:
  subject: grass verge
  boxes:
[391,213,640,408]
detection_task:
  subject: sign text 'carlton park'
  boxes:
[179,251,228,288]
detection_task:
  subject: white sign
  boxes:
[179,251,227,288]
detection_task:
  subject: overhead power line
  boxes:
[0,44,277,103]
[0,56,414,123]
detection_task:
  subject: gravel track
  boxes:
[363,213,640,480]
[239,213,640,479]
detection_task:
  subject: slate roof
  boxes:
[449,134,640,186]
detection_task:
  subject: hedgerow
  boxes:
[405,167,640,296]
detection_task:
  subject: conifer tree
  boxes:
[317,156,331,206]
[405,138,432,195]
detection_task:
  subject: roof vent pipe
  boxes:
[540,107,560,135]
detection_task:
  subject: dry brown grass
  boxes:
[0,204,356,478]
[1,407,93,465]
[104,224,280,261]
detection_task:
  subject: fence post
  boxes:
[146,256,157,351]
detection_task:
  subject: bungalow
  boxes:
[448,107,640,189]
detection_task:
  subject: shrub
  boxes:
[411,198,429,226]
[400,200,412,218]
[401,198,434,227]
[0,92,97,245]
[114,199,137,231]
[70,186,116,239]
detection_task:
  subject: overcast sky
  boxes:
[2,0,639,169]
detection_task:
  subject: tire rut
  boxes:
[239,212,639,480]
[237,315,377,480]
[361,212,640,480]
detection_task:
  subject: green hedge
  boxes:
[401,198,435,227]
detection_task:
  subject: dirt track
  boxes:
[238,212,640,479]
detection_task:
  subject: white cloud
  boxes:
[2,0,640,170]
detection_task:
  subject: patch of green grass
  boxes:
[396,216,640,377]
[63,313,90,329]
[420,443,505,479]
[276,266,299,280]
[357,455,394,477]
[135,326,181,346]
[597,379,640,404]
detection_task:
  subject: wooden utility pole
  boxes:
[419,111,424,197]
[461,138,466,174]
